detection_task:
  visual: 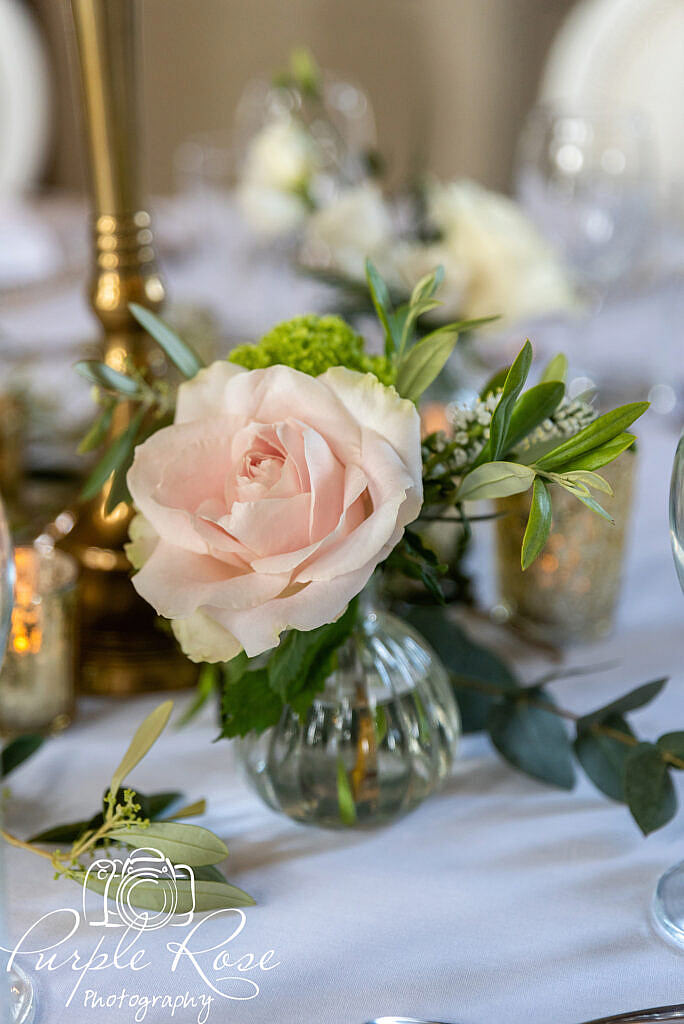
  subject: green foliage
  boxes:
[220,599,360,739]
[534,402,649,471]
[3,702,253,911]
[521,477,552,570]
[455,461,535,502]
[129,304,205,379]
[409,605,680,835]
[229,313,392,384]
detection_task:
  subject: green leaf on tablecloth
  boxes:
[220,665,283,739]
[487,691,576,790]
[405,607,519,733]
[267,597,359,704]
[129,303,204,379]
[521,477,552,570]
[553,432,636,472]
[455,461,535,502]
[577,679,668,731]
[74,360,142,397]
[109,700,174,796]
[1,734,44,778]
[80,406,145,503]
[574,714,635,801]
[624,742,677,835]
[540,353,568,384]
[109,821,228,867]
[337,757,357,826]
[534,402,649,471]
[81,872,254,912]
[657,732,684,764]
[505,381,565,455]
[29,788,182,845]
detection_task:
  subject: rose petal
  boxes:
[219,492,312,559]
[176,361,246,424]
[171,611,242,664]
[132,540,289,618]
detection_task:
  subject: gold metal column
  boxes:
[63,0,196,694]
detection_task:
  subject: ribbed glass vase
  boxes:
[238,604,460,829]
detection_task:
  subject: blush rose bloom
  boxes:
[125,362,423,663]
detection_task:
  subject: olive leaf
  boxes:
[365,259,396,357]
[540,353,568,384]
[534,402,649,471]
[74,360,142,397]
[556,432,636,472]
[109,700,174,796]
[80,406,146,503]
[129,303,204,379]
[456,461,535,502]
[77,402,115,454]
[482,340,533,464]
[82,873,254,912]
[521,476,552,570]
[109,821,228,867]
[395,325,460,402]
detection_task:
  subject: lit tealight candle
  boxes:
[0,545,78,735]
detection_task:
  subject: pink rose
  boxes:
[126,362,422,662]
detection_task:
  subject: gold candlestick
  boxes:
[61,0,196,694]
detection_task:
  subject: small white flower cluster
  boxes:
[447,391,597,469]
[447,391,501,468]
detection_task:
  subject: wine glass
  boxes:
[515,104,657,293]
[0,494,36,1024]
[652,433,684,947]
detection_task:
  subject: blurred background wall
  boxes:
[29,0,576,197]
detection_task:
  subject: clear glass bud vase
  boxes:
[238,604,461,829]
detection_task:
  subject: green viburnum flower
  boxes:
[228,314,393,385]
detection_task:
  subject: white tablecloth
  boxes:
[2,198,684,1024]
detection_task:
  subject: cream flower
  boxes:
[126,362,422,663]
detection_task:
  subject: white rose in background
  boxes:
[391,241,467,320]
[126,362,422,664]
[301,183,397,283]
[426,179,577,323]
[236,118,317,238]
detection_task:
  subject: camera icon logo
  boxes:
[82,847,196,931]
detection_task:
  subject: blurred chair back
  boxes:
[0,0,51,196]
[538,0,684,200]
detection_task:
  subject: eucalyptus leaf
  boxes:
[109,821,228,867]
[574,714,634,801]
[521,477,552,570]
[80,407,145,503]
[129,303,204,379]
[534,402,649,471]
[109,700,174,796]
[624,742,677,835]
[82,873,254,912]
[455,461,535,502]
[656,732,684,764]
[74,360,141,397]
[540,353,568,384]
[487,693,576,790]
[578,678,668,730]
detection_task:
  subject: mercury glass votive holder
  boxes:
[0,545,78,735]
[495,454,636,645]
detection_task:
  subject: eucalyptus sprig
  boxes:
[1,701,254,912]
[408,607,679,835]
